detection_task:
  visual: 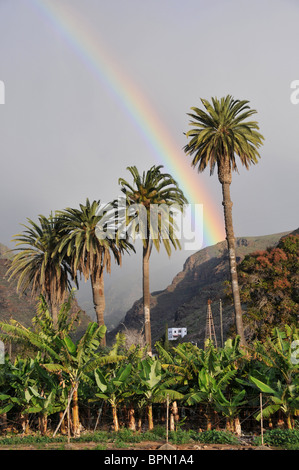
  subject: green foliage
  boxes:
[55,198,134,281]
[0,434,67,445]
[195,429,240,445]
[168,429,194,444]
[247,325,299,428]
[74,430,110,443]
[0,428,240,447]
[253,428,299,448]
[118,165,188,254]
[6,214,75,312]
[111,428,143,443]
[1,298,299,438]
[183,95,264,174]
[94,363,133,403]
[143,425,166,440]
[237,234,299,341]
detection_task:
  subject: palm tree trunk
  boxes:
[49,300,59,329]
[218,160,246,346]
[91,270,106,347]
[143,241,152,354]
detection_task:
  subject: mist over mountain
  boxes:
[76,243,198,330]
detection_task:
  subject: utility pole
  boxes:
[260,393,264,446]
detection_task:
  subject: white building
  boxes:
[168,327,187,341]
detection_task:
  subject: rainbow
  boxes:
[30,0,225,247]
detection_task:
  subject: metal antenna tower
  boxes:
[205,299,218,348]
[219,298,224,348]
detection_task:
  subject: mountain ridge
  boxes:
[107,230,293,348]
[0,229,296,347]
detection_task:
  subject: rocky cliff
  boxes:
[107,231,292,348]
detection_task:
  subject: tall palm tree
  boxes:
[7,214,75,328]
[55,198,133,346]
[183,95,264,346]
[118,165,188,353]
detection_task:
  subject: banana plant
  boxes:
[0,356,16,421]
[135,357,162,431]
[249,376,299,430]
[248,325,299,429]
[0,356,38,433]
[184,366,237,430]
[156,341,203,392]
[214,388,247,435]
[43,322,125,438]
[93,362,133,431]
[134,356,184,430]
[26,360,64,435]
[0,294,124,437]
[182,340,243,431]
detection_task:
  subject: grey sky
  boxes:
[0,0,298,308]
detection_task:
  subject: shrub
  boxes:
[253,429,299,449]
[111,428,143,443]
[168,429,194,444]
[194,430,240,445]
[76,431,109,443]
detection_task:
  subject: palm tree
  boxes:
[55,198,133,346]
[7,214,75,328]
[183,95,264,346]
[118,165,188,353]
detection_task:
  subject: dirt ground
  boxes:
[0,440,273,451]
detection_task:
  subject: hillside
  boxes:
[0,243,13,260]
[107,230,293,348]
[237,231,299,340]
